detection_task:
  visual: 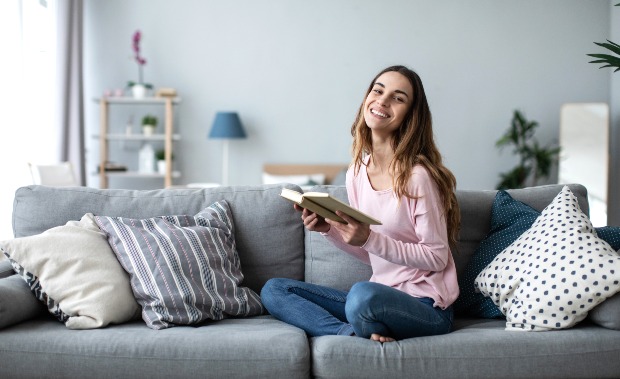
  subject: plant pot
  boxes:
[131,84,147,99]
[157,160,167,174]
[142,125,156,136]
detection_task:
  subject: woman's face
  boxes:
[363,71,413,138]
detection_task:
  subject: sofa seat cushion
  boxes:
[311,319,620,379]
[0,316,309,379]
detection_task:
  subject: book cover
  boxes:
[280,188,381,225]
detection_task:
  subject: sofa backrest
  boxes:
[11,184,306,294]
[304,184,589,291]
[10,183,590,295]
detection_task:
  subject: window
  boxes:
[0,0,57,239]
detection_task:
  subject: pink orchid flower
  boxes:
[130,30,150,87]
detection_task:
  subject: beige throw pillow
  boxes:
[0,213,140,329]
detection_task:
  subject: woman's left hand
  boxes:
[326,211,371,246]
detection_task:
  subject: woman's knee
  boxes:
[261,278,292,309]
[345,282,381,318]
[347,282,382,303]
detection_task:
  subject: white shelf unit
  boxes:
[96,97,182,188]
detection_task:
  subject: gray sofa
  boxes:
[0,183,618,379]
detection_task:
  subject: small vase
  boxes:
[157,160,167,174]
[138,143,155,174]
[131,84,147,99]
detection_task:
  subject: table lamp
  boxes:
[208,112,247,186]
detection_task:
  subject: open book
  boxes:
[280,188,382,225]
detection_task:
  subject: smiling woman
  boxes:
[261,65,460,343]
[0,0,58,240]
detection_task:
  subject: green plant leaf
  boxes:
[495,135,512,149]
[127,81,154,90]
[496,166,530,190]
[533,145,560,178]
[590,53,620,65]
[588,53,620,63]
[588,37,620,72]
[141,114,158,126]
[495,110,560,189]
[513,110,538,142]
[593,40,620,55]
[155,149,174,160]
[587,55,620,71]
[524,121,538,139]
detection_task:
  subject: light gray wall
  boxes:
[83,0,611,193]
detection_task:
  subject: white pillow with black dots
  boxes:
[474,186,620,331]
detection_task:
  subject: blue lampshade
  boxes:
[208,112,247,139]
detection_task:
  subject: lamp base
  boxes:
[221,139,229,186]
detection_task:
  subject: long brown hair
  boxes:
[350,65,460,248]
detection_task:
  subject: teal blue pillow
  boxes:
[454,190,620,318]
[454,191,539,318]
[596,226,620,250]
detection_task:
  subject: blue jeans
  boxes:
[260,278,453,340]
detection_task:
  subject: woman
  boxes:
[261,65,460,342]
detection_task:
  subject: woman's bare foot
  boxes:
[370,333,395,343]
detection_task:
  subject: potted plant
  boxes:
[128,30,153,98]
[495,110,561,190]
[142,115,158,135]
[587,3,620,72]
[155,149,174,174]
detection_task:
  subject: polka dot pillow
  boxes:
[474,186,620,331]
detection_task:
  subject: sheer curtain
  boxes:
[0,0,84,240]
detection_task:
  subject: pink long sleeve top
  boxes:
[323,161,459,309]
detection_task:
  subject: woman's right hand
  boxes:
[294,204,331,233]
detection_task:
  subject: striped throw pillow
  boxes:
[95,200,263,329]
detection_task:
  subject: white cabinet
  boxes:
[96,97,181,188]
